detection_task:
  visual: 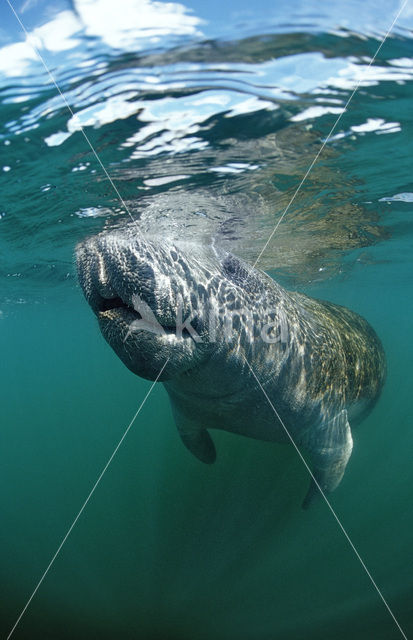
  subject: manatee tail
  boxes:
[301,409,353,509]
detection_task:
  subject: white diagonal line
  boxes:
[6,357,170,640]
[252,0,409,269]
[249,8,409,636]
[4,0,139,230]
[242,354,408,640]
[4,3,159,637]
[5,1,409,638]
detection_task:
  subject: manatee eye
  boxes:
[222,254,250,285]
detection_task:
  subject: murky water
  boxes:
[1,1,412,638]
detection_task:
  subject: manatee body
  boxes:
[76,227,385,507]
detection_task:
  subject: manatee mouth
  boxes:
[95,290,192,339]
[97,294,140,316]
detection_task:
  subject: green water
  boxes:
[1,1,413,638]
[3,247,412,639]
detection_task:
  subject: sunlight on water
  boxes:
[1,0,412,638]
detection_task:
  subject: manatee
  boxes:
[76,226,386,507]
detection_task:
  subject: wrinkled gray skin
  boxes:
[76,226,386,507]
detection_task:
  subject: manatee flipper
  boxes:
[171,405,216,464]
[301,409,353,509]
[179,428,216,464]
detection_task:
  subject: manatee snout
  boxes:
[75,229,208,381]
[76,233,155,313]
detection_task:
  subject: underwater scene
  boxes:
[1,0,413,638]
